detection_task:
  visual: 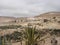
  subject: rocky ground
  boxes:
[0,12,60,45]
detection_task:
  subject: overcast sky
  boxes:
[0,0,60,17]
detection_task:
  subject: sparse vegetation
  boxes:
[53,17,56,19]
[0,12,60,45]
[0,25,22,29]
[43,19,48,22]
[23,26,40,45]
[58,21,60,23]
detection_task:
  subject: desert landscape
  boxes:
[0,12,60,45]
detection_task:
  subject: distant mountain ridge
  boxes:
[0,16,16,23]
[35,12,60,17]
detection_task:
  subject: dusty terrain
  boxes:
[0,12,60,45]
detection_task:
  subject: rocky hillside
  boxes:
[0,12,60,27]
[0,12,60,35]
[35,12,60,18]
[0,12,60,45]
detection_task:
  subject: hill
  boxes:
[35,12,60,18]
[0,16,16,23]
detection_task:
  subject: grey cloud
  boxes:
[0,0,60,17]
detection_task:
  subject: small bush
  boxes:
[43,19,48,22]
